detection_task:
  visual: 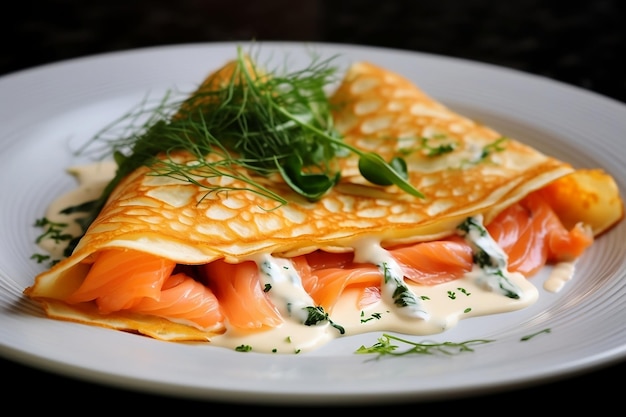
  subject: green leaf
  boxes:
[388,156,408,179]
[277,154,339,201]
[358,153,424,198]
[358,153,394,185]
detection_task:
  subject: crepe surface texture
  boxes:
[26,55,616,342]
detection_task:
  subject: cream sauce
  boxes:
[210,262,537,354]
[543,261,576,293]
[39,161,117,258]
[39,162,575,354]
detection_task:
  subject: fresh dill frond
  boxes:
[520,328,551,341]
[61,45,424,256]
[355,333,494,358]
[33,217,72,244]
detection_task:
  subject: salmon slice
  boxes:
[295,252,382,311]
[296,238,474,312]
[66,249,177,314]
[357,286,382,309]
[487,191,593,276]
[304,251,354,269]
[302,265,382,312]
[202,259,284,331]
[131,272,225,330]
[390,236,473,285]
[547,223,593,262]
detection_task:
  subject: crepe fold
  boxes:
[25,56,623,342]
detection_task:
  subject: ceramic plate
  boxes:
[1,41,625,405]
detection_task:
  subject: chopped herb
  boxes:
[447,291,456,300]
[457,216,521,299]
[355,333,493,358]
[457,287,471,296]
[464,308,472,313]
[398,134,458,157]
[360,312,383,323]
[263,283,272,292]
[425,143,456,157]
[480,137,508,160]
[34,217,73,244]
[381,262,419,308]
[235,344,252,352]
[30,253,50,263]
[521,328,551,341]
[303,306,345,334]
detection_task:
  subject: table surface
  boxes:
[2,0,625,410]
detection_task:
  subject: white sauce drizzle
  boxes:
[38,163,579,354]
[252,253,314,323]
[40,161,117,259]
[456,215,523,299]
[209,256,537,353]
[543,261,576,293]
[353,238,429,319]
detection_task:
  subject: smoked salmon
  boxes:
[66,249,225,330]
[59,190,594,327]
[66,249,177,313]
[130,272,225,330]
[487,191,593,277]
[202,259,284,331]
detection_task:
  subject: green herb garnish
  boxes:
[355,333,493,358]
[235,344,252,352]
[479,136,508,160]
[303,306,345,334]
[60,46,424,256]
[457,216,521,299]
[520,328,551,341]
[30,253,51,264]
[34,217,72,244]
[360,311,383,323]
[457,287,471,296]
[379,261,427,318]
[398,134,458,157]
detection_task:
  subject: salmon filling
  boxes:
[62,190,593,332]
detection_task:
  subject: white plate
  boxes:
[1,41,625,406]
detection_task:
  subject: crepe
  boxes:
[25,54,624,344]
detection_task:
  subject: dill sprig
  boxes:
[61,46,424,256]
[520,328,551,341]
[355,333,494,358]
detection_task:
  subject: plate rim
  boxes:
[1,40,625,405]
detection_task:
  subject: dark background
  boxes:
[2,0,626,103]
[2,0,625,411]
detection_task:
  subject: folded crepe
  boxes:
[25,53,624,344]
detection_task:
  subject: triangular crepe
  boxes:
[25,54,623,347]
